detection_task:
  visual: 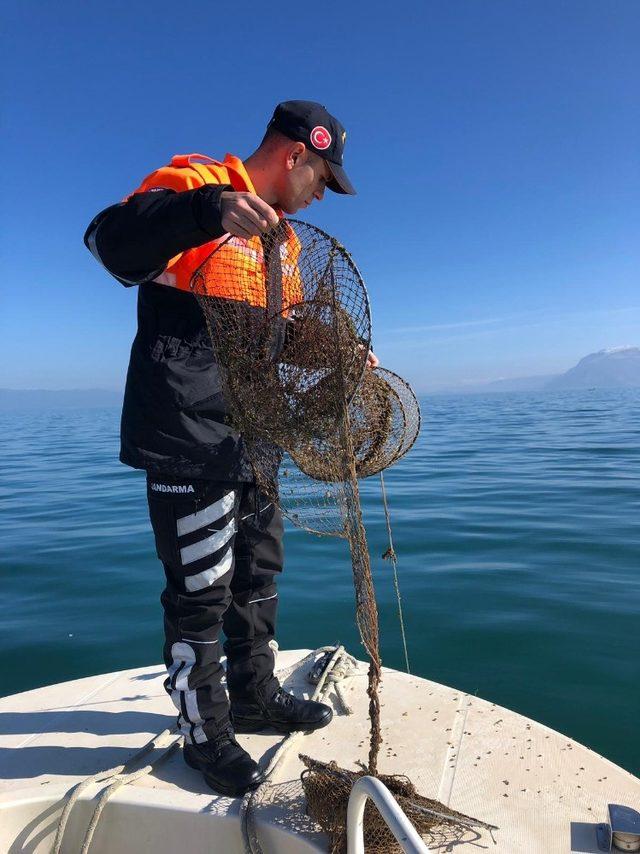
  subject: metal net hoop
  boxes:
[190,218,424,779]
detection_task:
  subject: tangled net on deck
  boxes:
[192,219,492,850]
[300,756,497,854]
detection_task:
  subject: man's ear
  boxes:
[286,141,307,170]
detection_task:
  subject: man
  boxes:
[84,101,373,798]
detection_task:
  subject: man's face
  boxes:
[276,145,331,214]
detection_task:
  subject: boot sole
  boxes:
[232,711,333,735]
[183,752,265,797]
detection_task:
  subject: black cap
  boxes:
[267,100,356,195]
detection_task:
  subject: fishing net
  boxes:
[299,755,497,854]
[191,219,492,850]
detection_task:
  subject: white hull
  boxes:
[1,649,638,853]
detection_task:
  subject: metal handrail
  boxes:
[346,776,431,854]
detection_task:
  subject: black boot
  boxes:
[183,724,265,797]
[231,686,333,734]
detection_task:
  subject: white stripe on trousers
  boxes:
[179,517,236,566]
[184,546,234,592]
[167,642,208,744]
[176,490,235,537]
[248,593,278,605]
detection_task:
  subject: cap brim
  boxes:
[326,161,356,195]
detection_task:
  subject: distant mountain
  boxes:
[427,374,560,395]
[545,347,640,390]
[0,388,122,410]
[481,374,557,392]
[428,346,640,395]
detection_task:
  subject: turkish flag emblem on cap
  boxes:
[310,126,332,150]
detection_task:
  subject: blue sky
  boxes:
[1,1,638,392]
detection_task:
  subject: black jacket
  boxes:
[84,183,255,481]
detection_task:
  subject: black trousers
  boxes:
[146,475,283,744]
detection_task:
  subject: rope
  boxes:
[274,644,359,715]
[50,646,357,854]
[51,727,182,854]
[77,741,181,854]
[241,643,358,854]
[379,472,411,674]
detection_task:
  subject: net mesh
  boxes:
[299,755,496,854]
[191,219,492,849]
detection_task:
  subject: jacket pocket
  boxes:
[149,337,226,414]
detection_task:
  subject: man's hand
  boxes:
[358,343,379,369]
[220,191,279,239]
[366,350,380,369]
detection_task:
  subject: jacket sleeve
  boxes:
[83,183,232,286]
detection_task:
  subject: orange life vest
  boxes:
[128,153,302,309]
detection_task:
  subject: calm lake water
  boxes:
[1,389,639,774]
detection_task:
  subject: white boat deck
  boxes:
[1,649,638,853]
